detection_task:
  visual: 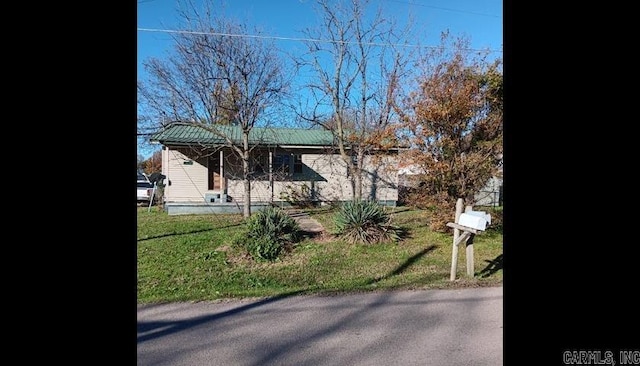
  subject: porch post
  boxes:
[220,150,225,192]
[269,150,274,202]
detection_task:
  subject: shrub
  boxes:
[239,206,302,261]
[333,200,401,245]
[245,236,283,261]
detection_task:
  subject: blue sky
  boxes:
[138,0,502,78]
[137,0,502,158]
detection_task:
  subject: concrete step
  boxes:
[283,208,325,233]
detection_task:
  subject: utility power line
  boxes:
[137,27,502,54]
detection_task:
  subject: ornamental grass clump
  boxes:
[238,206,302,261]
[333,200,401,245]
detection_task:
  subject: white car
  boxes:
[137,180,155,205]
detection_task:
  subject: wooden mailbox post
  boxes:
[447,198,491,281]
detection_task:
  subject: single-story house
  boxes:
[149,123,401,215]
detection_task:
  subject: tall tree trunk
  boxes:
[242,132,251,218]
[354,172,362,201]
[354,149,364,200]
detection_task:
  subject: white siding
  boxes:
[227,180,272,203]
[162,146,399,204]
[361,154,399,202]
[162,147,209,202]
[299,153,353,202]
[271,153,398,203]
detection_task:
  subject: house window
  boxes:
[293,154,303,174]
[251,153,268,176]
[273,154,290,176]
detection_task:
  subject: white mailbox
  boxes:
[458,211,491,231]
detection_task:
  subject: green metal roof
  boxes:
[149,123,336,147]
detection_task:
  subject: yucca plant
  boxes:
[241,206,302,260]
[333,200,401,245]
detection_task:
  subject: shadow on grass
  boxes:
[476,254,503,278]
[369,244,438,285]
[137,222,245,242]
[138,244,439,346]
[138,246,438,345]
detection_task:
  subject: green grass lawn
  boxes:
[137,205,503,304]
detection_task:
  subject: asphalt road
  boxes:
[138,286,503,366]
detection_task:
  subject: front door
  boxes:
[209,157,221,190]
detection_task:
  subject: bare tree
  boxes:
[137,0,289,218]
[294,0,412,201]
